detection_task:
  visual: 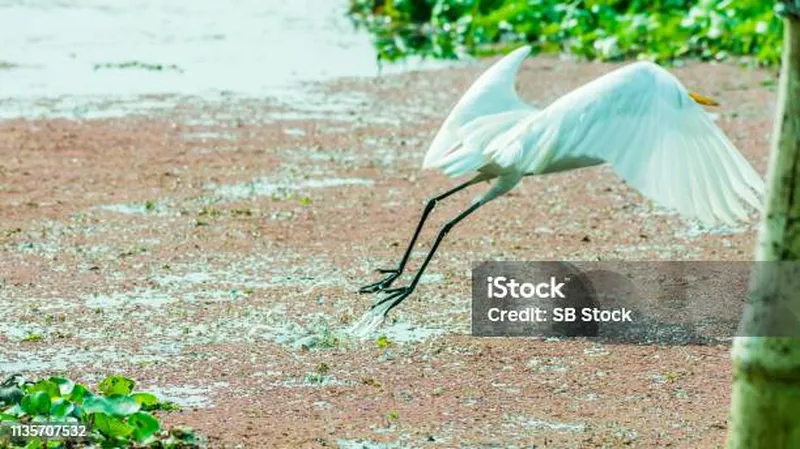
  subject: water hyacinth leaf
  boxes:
[20,391,51,415]
[67,383,90,404]
[49,398,74,419]
[29,380,60,399]
[106,395,141,417]
[92,413,134,438]
[3,404,24,417]
[0,385,23,405]
[71,404,85,420]
[131,392,159,408]
[83,395,141,417]
[23,439,43,449]
[49,377,75,396]
[82,395,111,414]
[99,376,135,396]
[129,411,161,442]
[0,374,27,389]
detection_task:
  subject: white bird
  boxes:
[359,44,764,318]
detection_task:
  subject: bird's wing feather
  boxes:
[435,109,533,177]
[423,45,535,170]
[484,61,764,225]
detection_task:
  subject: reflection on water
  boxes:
[0,0,459,117]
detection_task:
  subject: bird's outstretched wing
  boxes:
[423,45,536,171]
[484,61,764,225]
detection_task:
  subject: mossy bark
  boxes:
[727,6,800,449]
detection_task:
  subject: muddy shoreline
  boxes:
[0,55,774,447]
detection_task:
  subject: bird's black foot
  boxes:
[371,285,415,316]
[359,267,401,294]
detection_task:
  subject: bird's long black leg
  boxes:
[359,177,482,294]
[372,199,487,315]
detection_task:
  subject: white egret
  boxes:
[359,45,764,318]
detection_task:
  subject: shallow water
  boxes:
[208,176,375,200]
[145,384,221,409]
[0,0,459,118]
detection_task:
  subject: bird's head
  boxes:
[689,92,719,107]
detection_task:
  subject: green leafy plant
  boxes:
[0,374,199,448]
[375,335,391,349]
[349,0,784,65]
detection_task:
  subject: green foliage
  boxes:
[98,376,135,397]
[0,374,199,448]
[20,333,42,343]
[375,335,391,349]
[348,0,784,65]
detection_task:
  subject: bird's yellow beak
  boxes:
[689,92,719,107]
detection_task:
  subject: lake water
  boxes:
[0,0,457,117]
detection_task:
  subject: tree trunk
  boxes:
[727,6,800,448]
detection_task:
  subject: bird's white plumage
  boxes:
[423,45,535,170]
[423,46,764,225]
